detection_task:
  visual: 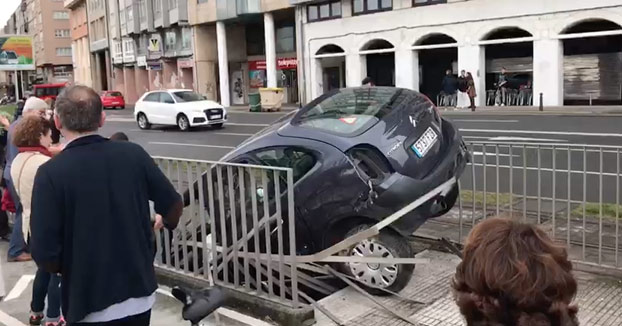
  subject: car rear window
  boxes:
[294,88,401,137]
[173,91,205,102]
[106,92,123,97]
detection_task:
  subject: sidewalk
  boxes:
[314,250,622,326]
[440,105,622,116]
[226,104,299,113]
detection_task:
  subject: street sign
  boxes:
[0,35,35,71]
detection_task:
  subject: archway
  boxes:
[414,33,458,106]
[360,39,395,86]
[481,27,534,106]
[561,19,622,105]
[315,44,346,94]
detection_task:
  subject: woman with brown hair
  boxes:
[466,72,477,111]
[452,218,579,326]
[10,115,63,326]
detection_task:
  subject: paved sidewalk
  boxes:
[440,105,622,116]
[314,250,622,326]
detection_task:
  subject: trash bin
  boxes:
[248,93,261,112]
[259,88,284,112]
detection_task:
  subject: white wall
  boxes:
[301,0,622,105]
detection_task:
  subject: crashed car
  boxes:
[184,87,468,294]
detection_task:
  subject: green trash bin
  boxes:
[249,93,261,112]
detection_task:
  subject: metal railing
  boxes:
[439,142,622,271]
[152,157,300,308]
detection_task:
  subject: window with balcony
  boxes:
[153,0,162,18]
[352,0,391,15]
[139,0,147,22]
[181,28,192,50]
[412,0,446,6]
[165,31,177,51]
[119,8,126,30]
[126,5,134,23]
[123,39,135,57]
[55,29,70,38]
[169,0,178,9]
[308,1,341,22]
[56,47,72,57]
[53,11,69,20]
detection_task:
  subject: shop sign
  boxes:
[178,58,194,69]
[147,62,162,71]
[136,56,147,67]
[148,35,162,55]
[248,57,297,71]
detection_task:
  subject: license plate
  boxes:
[210,114,222,120]
[411,127,438,158]
[111,102,120,105]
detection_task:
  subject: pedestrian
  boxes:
[44,98,62,146]
[30,85,183,326]
[497,67,509,106]
[457,70,468,109]
[452,217,578,326]
[10,115,63,326]
[466,72,477,112]
[5,97,49,262]
[440,69,458,107]
[0,111,13,240]
[362,76,375,87]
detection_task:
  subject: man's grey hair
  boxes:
[55,85,102,133]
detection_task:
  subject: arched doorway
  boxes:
[413,33,458,106]
[315,44,346,94]
[481,27,533,106]
[360,39,395,86]
[560,19,622,105]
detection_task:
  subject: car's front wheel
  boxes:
[137,113,151,130]
[212,123,224,129]
[340,224,414,295]
[177,114,190,131]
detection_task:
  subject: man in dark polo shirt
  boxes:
[30,85,183,326]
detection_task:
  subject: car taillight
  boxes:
[347,147,393,185]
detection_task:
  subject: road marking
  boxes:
[454,119,519,123]
[488,136,568,142]
[214,132,255,136]
[4,274,35,301]
[106,117,135,122]
[226,122,269,127]
[149,142,235,149]
[460,129,622,138]
[0,309,26,326]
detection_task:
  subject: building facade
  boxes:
[65,0,93,87]
[88,0,112,91]
[189,0,299,107]
[33,0,74,84]
[292,0,622,107]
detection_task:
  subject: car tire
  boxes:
[213,123,224,129]
[340,224,414,295]
[137,113,151,130]
[177,114,190,131]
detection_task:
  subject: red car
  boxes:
[33,83,67,102]
[100,91,126,110]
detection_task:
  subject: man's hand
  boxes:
[153,214,164,231]
[0,115,10,129]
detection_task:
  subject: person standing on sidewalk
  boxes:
[466,72,477,112]
[10,115,63,326]
[5,97,50,262]
[30,85,183,326]
[457,70,468,109]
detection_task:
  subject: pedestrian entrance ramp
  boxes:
[314,249,622,326]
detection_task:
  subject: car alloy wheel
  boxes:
[178,115,190,131]
[137,113,151,130]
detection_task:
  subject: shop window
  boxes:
[352,0,391,15]
[413,0,446,6]
[246,24,265,56]
[307,1,342,22]
[276,25,295,53]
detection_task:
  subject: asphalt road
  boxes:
[102,109,622,206]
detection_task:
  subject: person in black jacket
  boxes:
[30,85,183,326]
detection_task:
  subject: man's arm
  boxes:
[143,150,182,230]
[30,168,63,273]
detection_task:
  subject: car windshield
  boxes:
[34,87,63,97]
[173,91,205,102]
[294,87,401,137]
[106,92,122,97]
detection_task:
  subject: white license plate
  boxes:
[111,102,120,105]
[411,127,438,158]
[210,114,222,120]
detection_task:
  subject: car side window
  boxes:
[252,147,316,183]
[160,92,175,104]
[143,93,159,102]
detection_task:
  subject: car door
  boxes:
[140,92,161,123]
[158,92,177,125]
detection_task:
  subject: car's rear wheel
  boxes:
[177,114,190,131]
[137,113,151,130]
[340,224,414,295]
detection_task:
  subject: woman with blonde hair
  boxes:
[452,218,579,326]
[10,115,63,326]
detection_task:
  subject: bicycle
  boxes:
[172,286,225,326]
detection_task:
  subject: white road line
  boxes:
[488,136,568,143]
[0,309,27,326]
[106,118,135,122]
[460,128,622,138]
[226,122,269,127]
[213,132,255,136]
[4,275,35,301]
[454,119,519,123]
[149,142,235,149]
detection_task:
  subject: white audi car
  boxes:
[134,89,227,131]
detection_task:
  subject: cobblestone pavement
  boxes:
[314,250,622,326]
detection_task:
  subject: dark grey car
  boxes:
[185,87,468,293]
